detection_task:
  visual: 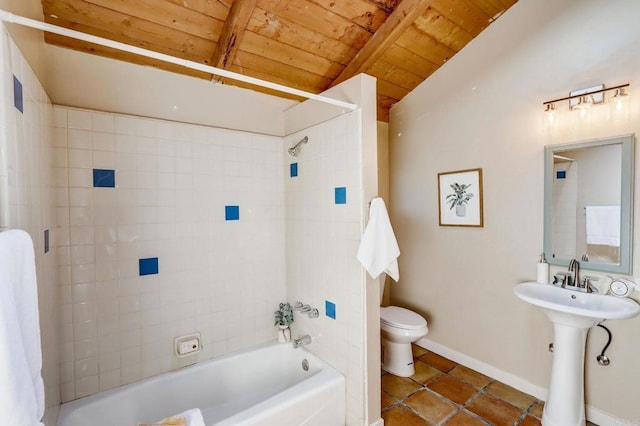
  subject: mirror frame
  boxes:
[543,134,634,274]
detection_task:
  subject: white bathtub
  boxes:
[57,342,345,426]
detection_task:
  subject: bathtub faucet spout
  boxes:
[293,335,312,349]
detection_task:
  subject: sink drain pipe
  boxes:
[596,322,612,366]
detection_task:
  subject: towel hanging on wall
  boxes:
[357,197,400,281]
[0,229,45,425]
[585,205,620,247]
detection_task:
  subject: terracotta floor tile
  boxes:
[442,410,489,426]
[427,375,479,405]
[405,389,457,423]
[485,381,537,411]
[465,394,522,426]
[382,405,429,426]
[381,374,422,400]
[529,401,544,419]
[519,416,542,426]
[380,349,552,426]
[449,365,491,389]
[412,344,428,358]
[382,390,399,409]
[410,360,442,385]
[418,351,458,372]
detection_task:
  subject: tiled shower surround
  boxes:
[0,27,60,424]
[285,111,365,425]
[53,106,288,401]
[2,23,369,422]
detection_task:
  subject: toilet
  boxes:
[378,280,429,377]
[380,306,429,377]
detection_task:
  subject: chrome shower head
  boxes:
[288,136,308,157]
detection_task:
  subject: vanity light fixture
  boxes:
[543,83,630,113]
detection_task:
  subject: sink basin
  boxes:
[514,281,639,426]
[514,282,640,326]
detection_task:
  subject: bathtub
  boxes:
[57,341,345,426]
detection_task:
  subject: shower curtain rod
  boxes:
[0,10,358,112]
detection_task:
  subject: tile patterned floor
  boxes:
[382,345,598,426]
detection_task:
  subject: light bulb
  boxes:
[543,103,560,134]
[545,103,557,124]
[610,88,629,111]
[609,87,630,122]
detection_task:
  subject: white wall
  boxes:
[389,0,640,423]
[53,106,287,401]
[44,46,295,137]
[0,0,47,84]
[0,24,59,425]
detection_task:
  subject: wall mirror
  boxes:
[543,134,634,274]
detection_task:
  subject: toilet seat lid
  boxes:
[380,306,427,330]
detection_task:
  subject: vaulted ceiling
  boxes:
[40,0,517,121]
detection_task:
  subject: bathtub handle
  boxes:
[294,302,319,318]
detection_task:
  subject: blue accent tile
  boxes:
[13,75,23,113]
[225,205,240,221]
[93,169,116,188]
[139,257,159,276]
[334,187,347,204]
[325,300,336,320]
[44,229,49,254]
[290,163,298,177]
[556,170,566,179]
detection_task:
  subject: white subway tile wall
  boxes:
[54,106,287,401]
[0,27,60,424]
[284,111,365,425]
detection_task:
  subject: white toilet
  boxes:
[380,305,429,377]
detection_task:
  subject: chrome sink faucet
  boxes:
[293,335,311,349]
[567,259,599,292]
[569,259,581,290]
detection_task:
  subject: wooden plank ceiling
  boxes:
[41,0,517,122]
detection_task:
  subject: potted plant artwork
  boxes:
[438,168,483,227]
[446,182,474,217]
[274,302,294,342]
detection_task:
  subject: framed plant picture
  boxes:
[438,168,484,227]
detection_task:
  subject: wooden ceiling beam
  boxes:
[329,0,433,87]
[210,0,257,80]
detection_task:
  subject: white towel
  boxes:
[586,206,620,247]
[357,198,400,282]
[0,229,44,426]
[138,408,205,426]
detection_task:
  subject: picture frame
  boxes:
[438,168,484,227]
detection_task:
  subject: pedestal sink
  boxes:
[514,282,640,426]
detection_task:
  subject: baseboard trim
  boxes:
[369,418,384,426]
[415,337,547,401]
[415,337,630,425]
